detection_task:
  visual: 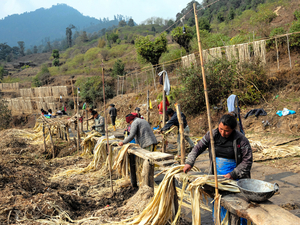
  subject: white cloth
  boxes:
[158,70,170,96]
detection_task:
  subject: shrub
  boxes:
[97,38,106,48]
[112,59,125,77]
[294,9,300,20]
[267,27,286,47]
[289,20,300,47]
[84,48,101,62]
[101,49,110,61]
[32,64,51,87]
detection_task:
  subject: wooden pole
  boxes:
[162,68,166,153]
[275,38,280,71]
[102,60,113,194]
[194,3,219,196]
[147,90,150,123]
[42,123,46,153]
[117,76,119,95]
[48,125,55,159]
[71,79,76,113]
[176,104,185,164]
[286,35,292,69]
[129,154,138,187]
[135,68,139,93]
[77,118,80,152]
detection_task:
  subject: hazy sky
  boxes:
[0,0,195,23]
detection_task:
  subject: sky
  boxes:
[0,0,195,23]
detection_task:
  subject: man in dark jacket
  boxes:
[183,113,253,180]
[160,108,194,156]
[109,104,117,131]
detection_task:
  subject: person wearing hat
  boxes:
[118,113,157,151]
[109,104,117,131]
[91,110,105,135]
[135,107,144,119]
[160,108,194,157]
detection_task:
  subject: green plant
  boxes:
[294,9,300,20]
[289,20,300,47]
[32,64,50,87]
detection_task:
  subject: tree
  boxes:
[0,43,12,61]
[187,17,195,26]
[135,33,168,66]
[81,31,89,42]
[107,33,119,43]
[18,41,25,56]
[151,26,156,32]
[100,49,110,61]
[198,17,211,31]
[66,24,75,48]
[112,59,125,77]
[128,18,135,27]
[33,46,38,53]
[171,26,194,53]
[118,20,127,27]
[46,41,52,52]
[26,49,32,55]
[52,49,60,67]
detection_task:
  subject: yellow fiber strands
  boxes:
[81,131,104,155]
[123,165,185,225]
[52,138,118,179]
[113,143,136,177]
[187,175,240,225]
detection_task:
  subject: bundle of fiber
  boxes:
[202,50,210,63]
[260,40,266,64]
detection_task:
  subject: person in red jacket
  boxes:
[158,97,169,125]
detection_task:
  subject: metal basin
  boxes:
[237,179,279,202]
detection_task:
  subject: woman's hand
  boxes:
[183,164,192,173]
[118,142,124,146]
[223,173,233,179]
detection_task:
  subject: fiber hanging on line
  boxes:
[19,88,33,98]
[202,50,210,63]
[237,43,250,63]
[225,45,237,62]
[260,40,267,64]
[182,53,197,68]
[209,47,222,61]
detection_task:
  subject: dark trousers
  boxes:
[111,116,116,126]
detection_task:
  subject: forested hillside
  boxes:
[0,3,130,47]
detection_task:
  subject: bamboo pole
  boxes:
[162,67,166,153]
[176,104,185,164]
[194,3,219,197]
[71,79,76,113]
[152,67,157,90]
[147,90,150,123]
[286,35,292,69]
[102,61,113,194]
[117,76,119,95]
[86,108,88,131]
[275,38,280,70]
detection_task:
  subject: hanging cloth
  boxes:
[158,70,170,96]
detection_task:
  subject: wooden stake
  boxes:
[86,108,88,131]
[77,117,80,152]
[102,60,113,194]
[194,3,219,196]
[129,154,137,187]
[286,35,292,69]
[42,123,46,153]
[135,69,139,93]
[275,38,280,70]
[117,76,119,95]
[176,104,185,164]
[147,89,150,123]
